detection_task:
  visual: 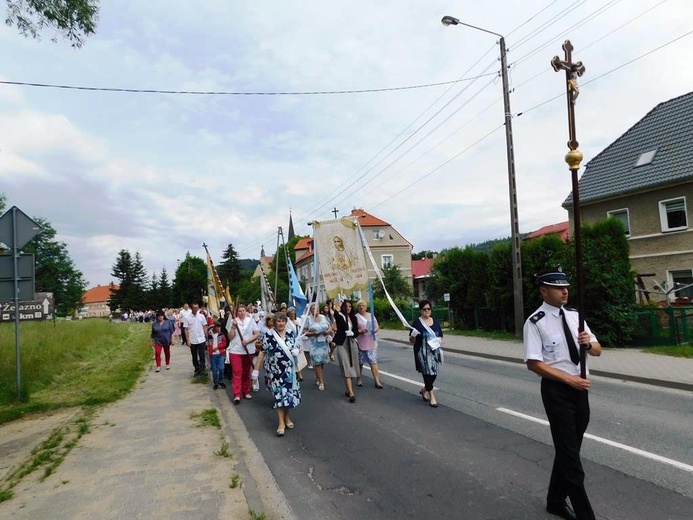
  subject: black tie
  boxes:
[560,309,580,365]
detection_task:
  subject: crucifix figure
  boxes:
[551,40,585,154]
[331,207,339,219]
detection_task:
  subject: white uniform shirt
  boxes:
[185,312,208,344]
[523,302,597,377]
[180,308,192,327]
[228,316,259,355]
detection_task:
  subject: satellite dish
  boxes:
[378,230,386,239]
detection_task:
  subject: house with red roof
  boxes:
[524,221,570,242]
[81,284,118,318]
[412,257,434,300]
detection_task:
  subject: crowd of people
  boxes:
[146,265,602,520]
[148,298,444,436]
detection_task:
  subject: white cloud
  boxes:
[0,0,691,286]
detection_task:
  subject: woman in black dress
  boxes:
[332,300,360,402]
[409,299,443,407]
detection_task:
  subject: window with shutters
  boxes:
[659,197,688,232]
[607,208,630,236]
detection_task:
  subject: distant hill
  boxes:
[469,237,512,254]
[239,258,258,271]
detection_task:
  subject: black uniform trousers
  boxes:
[541,377,595,520]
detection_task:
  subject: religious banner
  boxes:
[313,218,369,300]
[204,247,224,318]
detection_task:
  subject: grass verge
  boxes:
[0,321,151,425]
[643,345,693,358]
[0,409,95,502]
[190,408,221,429]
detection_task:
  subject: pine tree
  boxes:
[217,243,242,290]
[159,267,172,308]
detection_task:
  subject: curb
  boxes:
[381,337,693,393]
[210,384,297,520]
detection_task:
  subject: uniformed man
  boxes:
[523,266,602,520]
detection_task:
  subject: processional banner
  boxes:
[313,218,369,300]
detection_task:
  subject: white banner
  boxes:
[313,218,369,300]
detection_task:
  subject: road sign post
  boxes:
[0,206,42,400]
[443,293,451,328]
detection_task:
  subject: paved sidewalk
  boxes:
[378,330,693,392]
[0,344,294,520]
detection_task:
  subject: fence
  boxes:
[631,306,693,346]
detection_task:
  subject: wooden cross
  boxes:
[331,207,339,219]
[551,40,585,153]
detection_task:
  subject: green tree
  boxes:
[23,217,87,316]
[217,243,242,291]
[521,234,567,317]
[236,276,261,306]
[373,264,412,300]
[564,219,636,346]
[109,250,133,312]
[0,193,6,212]
[268,236,304,305]
[487,242,513,331]
[158,267,172,308]
[109,249,149,312]
[412,250,437,260]
[171,253,206,306]
[4,0,99,47]
[428,246,488,328]
[147,272,159,310]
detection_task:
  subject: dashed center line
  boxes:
[497,407,693,473]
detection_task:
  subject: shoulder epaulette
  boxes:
[530,311,545,324]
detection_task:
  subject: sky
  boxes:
[1,0,691,287]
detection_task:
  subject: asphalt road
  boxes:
[232,340,693,520]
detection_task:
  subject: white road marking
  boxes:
[497,407,693,473]
[361,366,424,386]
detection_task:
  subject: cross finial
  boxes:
[551,40,585,106]
[551,39,585,155]
[331,207,339,219]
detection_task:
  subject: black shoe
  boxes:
[375,383,384,389]
[546,503,577,520]
[219,382,226,389]
[345,392,356,403]
[213,384,219,390]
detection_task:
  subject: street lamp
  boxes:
[442,14,524,336]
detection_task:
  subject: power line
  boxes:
[234,54,500,257]
[512,0,669,93]
[512,0,624,65]
[0,74,497,96]
[306,68,498,219]
[506,0,563,38]
[339,76,498,204]
[370,124,505,210]
[511,0,586,50]
[515,27,693,118]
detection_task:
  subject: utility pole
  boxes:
[441,16,524,336]
[499,36,525,337]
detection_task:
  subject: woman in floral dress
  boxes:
[263,312,302,436]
